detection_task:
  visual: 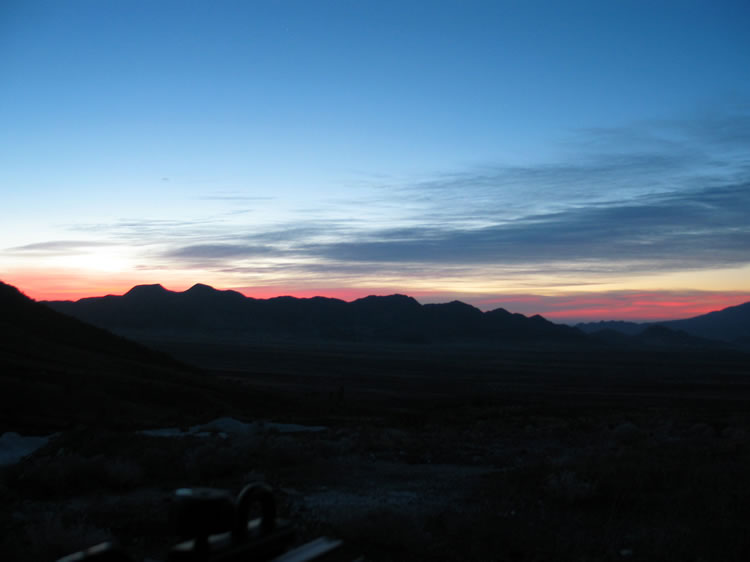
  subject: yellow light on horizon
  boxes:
[46,249,133,273]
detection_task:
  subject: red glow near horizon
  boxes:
[483,292,750,323]
[4,274,749,322]
[2,273,146,302]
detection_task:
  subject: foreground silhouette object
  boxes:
[57,483,343,562]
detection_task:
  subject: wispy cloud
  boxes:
[164,243,276,260]
[33,108,749,290]
[196,195,276,202]
[6,240,114,255]
[271,109,750,277]
[297,181,749,274]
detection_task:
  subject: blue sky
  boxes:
[1,1,749,321]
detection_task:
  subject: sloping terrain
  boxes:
[661,301,750,342]
[578,301,750,344]
[0,281,250,433]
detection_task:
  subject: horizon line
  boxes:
[5,278,748,326]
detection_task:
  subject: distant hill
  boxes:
[46,283,585,346]
[577,301,750,344]
[576,320,645,336]
[0,281,246,432]
[588,325,727,350]
[660,302,750,343]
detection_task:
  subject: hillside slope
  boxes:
[577,301,750,344]
[661,301,750,343]
[0,281,244,432]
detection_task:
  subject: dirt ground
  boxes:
[2,343,750,561]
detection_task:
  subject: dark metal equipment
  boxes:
[57,483,343,562]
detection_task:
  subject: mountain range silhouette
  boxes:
[37,282,749,349]
[577,301,750,344]
[2,279,748,433]
[45,283,585,345]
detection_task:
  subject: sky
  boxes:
[1,0,749,323]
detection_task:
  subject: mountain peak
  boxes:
[445,300,478,310]
[186,283,217,294]
[353,294,421,306]
[124,284,169,297]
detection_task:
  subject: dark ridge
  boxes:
[186,282,215,292]
[576,320,645,336]
[577,301,750,344]
[44,283,585,346]
[635,325,710,348]
[351,294,422,309]
[0,280,239,433]
[43,283,750,348]
[124,283,171,297]
[589,324,728,350]
[1,281,177,365]
[661,301,750,343]
[485,307,512,318]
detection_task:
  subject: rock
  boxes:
[0,431,54,466]
[686,423,713,439]
[612,422,642,445]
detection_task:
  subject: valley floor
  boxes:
[2,343,750,561]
